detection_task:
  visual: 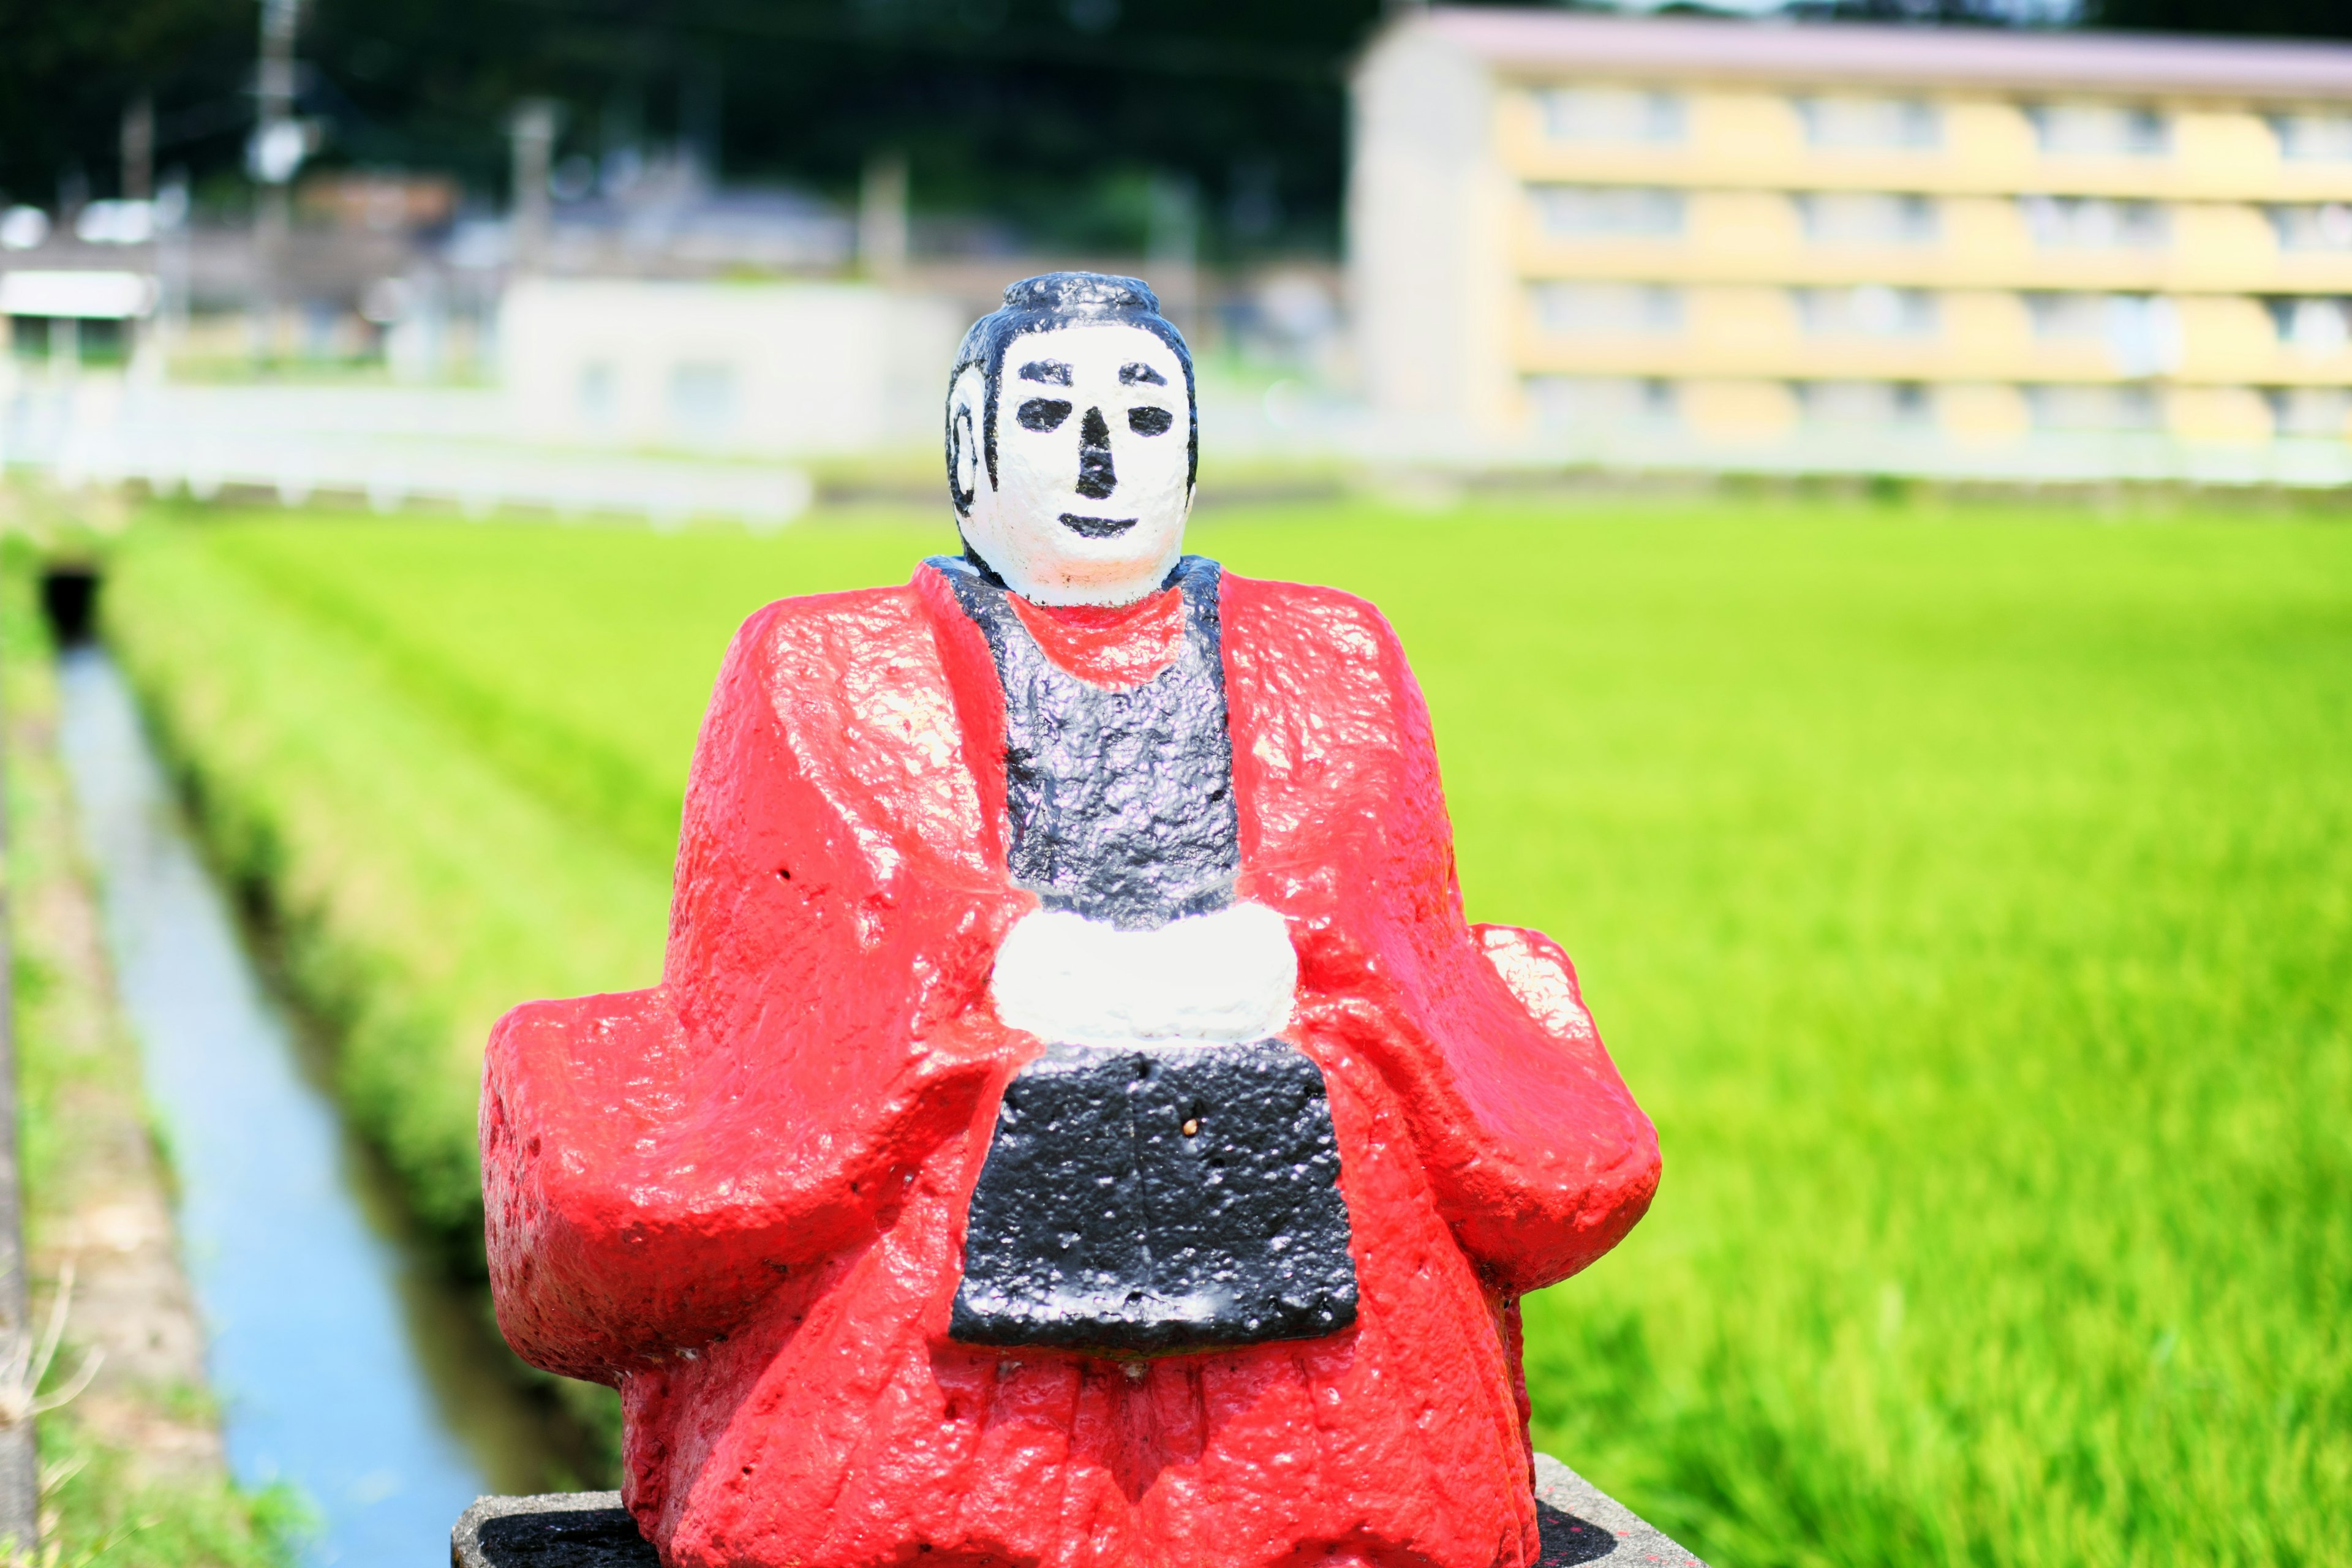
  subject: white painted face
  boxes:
[950,320,1194,607]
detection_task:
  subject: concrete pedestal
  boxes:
[450,1452,1703,1568]
[1528,1453,1703,1566]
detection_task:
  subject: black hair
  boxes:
[946,271,1197,518]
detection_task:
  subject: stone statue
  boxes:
[482,273,1660,1568]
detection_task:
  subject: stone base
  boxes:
[450,1493,644,1568]
[1529,1453,1702,1566]
[450,1453,1703,1568]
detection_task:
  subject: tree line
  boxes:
[1,0,2339,257]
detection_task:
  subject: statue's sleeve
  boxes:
[482,594,1027,1383]
[1226,579,1660,1300]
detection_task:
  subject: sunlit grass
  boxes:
[105,494,2352,1567]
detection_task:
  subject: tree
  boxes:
[300,0,1395,254]
[6,0,1412,251]
[0,0,254,206]
[2086,0,2351,36]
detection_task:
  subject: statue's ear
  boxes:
[947,368,986,517]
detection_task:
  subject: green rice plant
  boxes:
[103,495,2352,1567]
[1215,502,2352,1568]
[101,523,676,1243]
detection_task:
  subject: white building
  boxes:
[501,279,963,457]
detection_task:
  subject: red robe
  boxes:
[481,562,1660,1568]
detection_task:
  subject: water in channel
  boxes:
[55,644,588,1568]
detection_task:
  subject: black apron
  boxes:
[935,554,1358,1355]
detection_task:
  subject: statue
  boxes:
[482,273,1660,1568]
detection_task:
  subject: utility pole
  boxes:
[859,152,908,287]
[1147,175,1200,343]
[250,0,304,363]
[121,97,154,203]
[507,100,562,276]
[123,97,161,380]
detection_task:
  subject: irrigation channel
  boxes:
[54,641,592,1568]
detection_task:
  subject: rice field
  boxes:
[102,493,2352,1567]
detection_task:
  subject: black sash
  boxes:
[933,556,1357,1355]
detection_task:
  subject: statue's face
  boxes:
[951,320,1193,606]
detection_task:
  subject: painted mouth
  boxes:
[1058,513,1138,538]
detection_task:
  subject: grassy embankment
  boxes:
[104,496,2351,1568]
[1,539,293,1568]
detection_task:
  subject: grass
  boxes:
[2,537,296,1568]
[28,1423,301,1568]
[99,493,2352,1568]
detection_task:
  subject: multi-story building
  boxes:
[1350,9,2352,481]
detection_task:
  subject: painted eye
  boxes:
[1017,398,1071,432]
[1128,407,1174,436]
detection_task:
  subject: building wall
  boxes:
[1352,16,2352,477]
[1349,29,1508,440]
[501,279,962,456]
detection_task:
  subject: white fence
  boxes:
[0,377,813,529]
[6,369,2345,519]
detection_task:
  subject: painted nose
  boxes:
[1076,406,1116,499]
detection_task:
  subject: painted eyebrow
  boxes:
[1019,360,1074,385]
[1119,363,1169,386]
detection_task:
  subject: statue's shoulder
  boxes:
[1219,572,1411,684]
[734,583,930,655]
[1219,573,1434,812]
[719,584,942,680]
[712,584,949,731]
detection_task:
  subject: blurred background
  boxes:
[0,5,2347,1568]
[4,0,2352,506]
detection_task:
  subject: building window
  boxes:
[1526,375,1676,428]
[668,361,738,440]
[1536,86,1684,145]
[1795,380,1932,426]
[2026,102,2168,157]
[2019,195,2167,248]
[2264,296,2352,355]
[2267,203,2352,252]
[1797,96,1939,150]
[577,361,617,428]
[2269,113,2352,161]
[2024,292,2179,374]
[1795,285,1937,337]
[1529,184,1685,238]
[2264,386,2352,436]
[2027,383,2162,432]
[1796,192,1938,244]
[1531,281,1683,334]
[2023,292,2106,339]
